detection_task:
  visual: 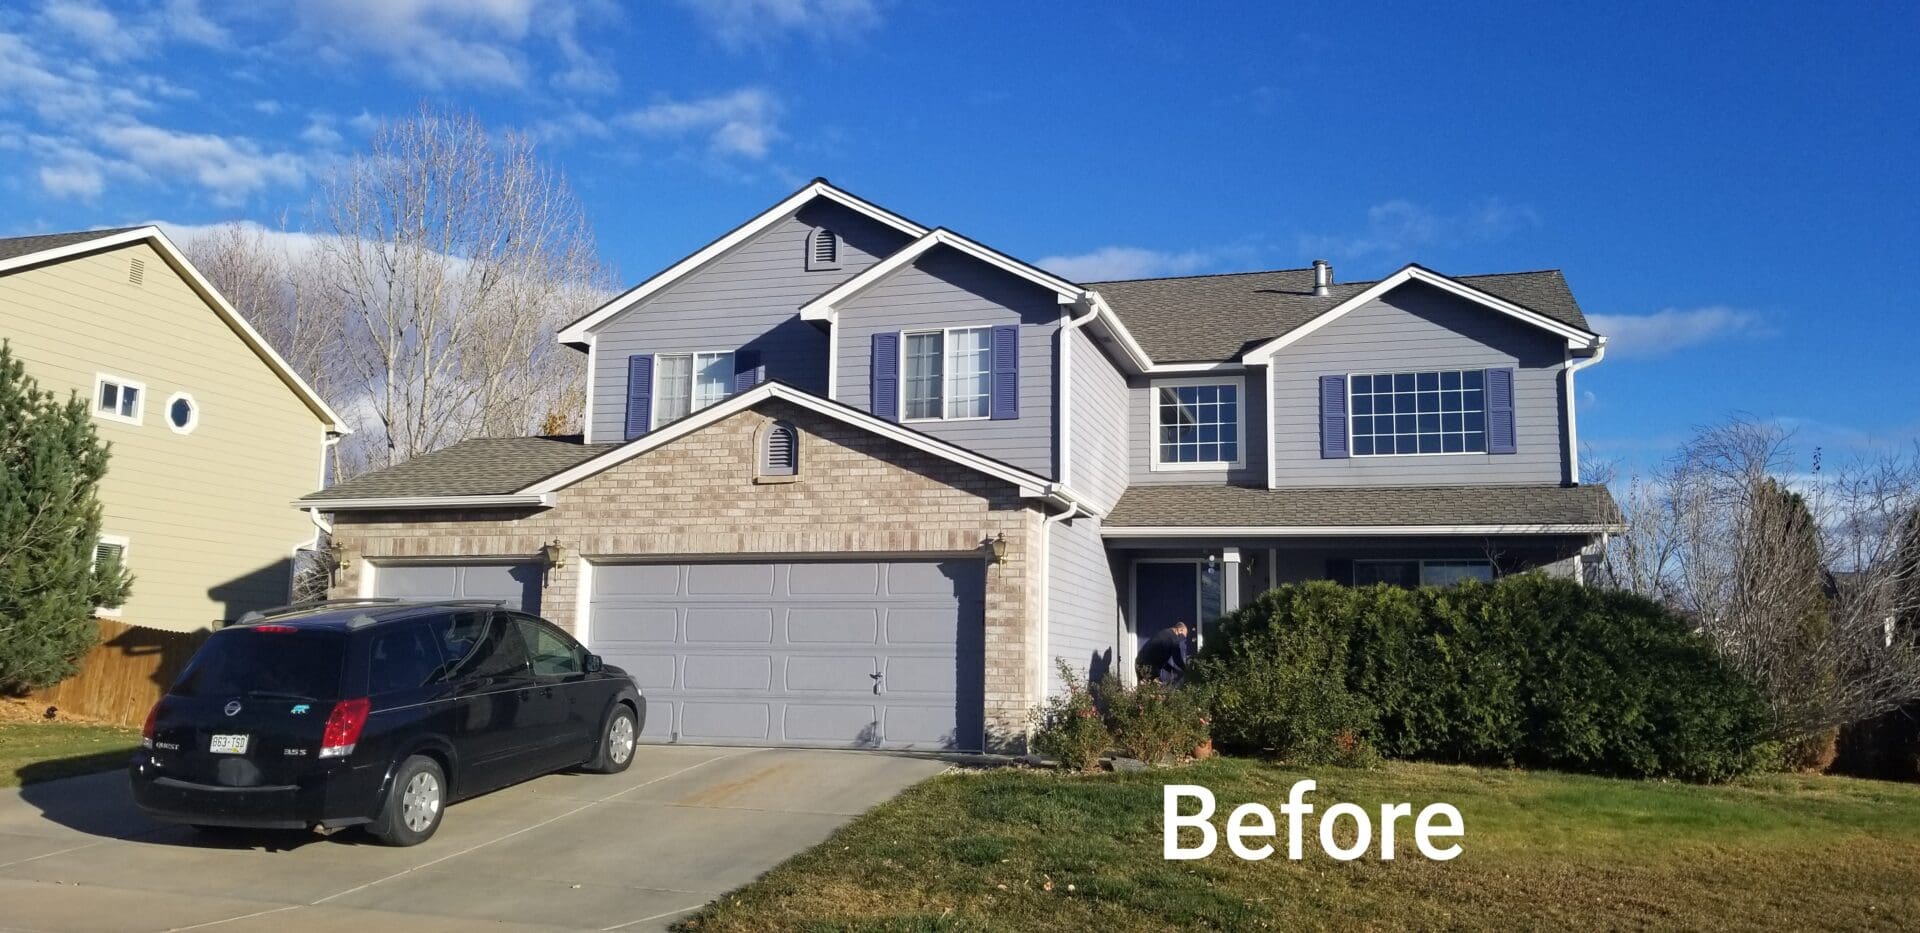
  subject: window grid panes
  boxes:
[1156,383,1239,464]
[691,351,733,411]
[96,380,138,419]
[1349,370,1486,456]
[904,332,944,420]
[945,327,991,419]
[654,351,734,425]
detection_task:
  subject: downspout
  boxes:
[1056,295,1101,487]
[309,433,343,537]
[1563,336,1608,485]
[1036,487,1087,705]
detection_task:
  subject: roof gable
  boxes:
[799,227,1084,323]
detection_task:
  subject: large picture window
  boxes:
[1350,370,1486,456]
[1151,377,1243,469]
[1353,559,1493,588]
[654,351,734,424]
[903,327,992,421]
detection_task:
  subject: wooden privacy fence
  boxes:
[29,618,208,726]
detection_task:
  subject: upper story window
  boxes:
[806,228,839,271]
[166,392,199,435]
[655,351,735,424]
[904,327,992,421]
[1151,376,1244,471]
[93,374,144,426]
[1350,370,1485,456]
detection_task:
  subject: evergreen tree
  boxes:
[0,341,131,692]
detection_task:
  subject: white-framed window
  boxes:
[1353,559,1494,588]
[94,535,129,617]
[903,327,992,422]
[165,391,199,435]
[92,374,144,426]
[1150,375,1245,471]
[653,351,734,425]
[1350,370,1486,457]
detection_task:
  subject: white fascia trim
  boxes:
[1101,524,1620,538]
[558,182,929,345]
[297,493,557,511]
[1240,265,1602,363]
[1081,292,1156,373]
[0,227,350,434]
[800,228,1084,323]
[520,382,1061,499]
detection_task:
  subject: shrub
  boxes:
[1097,678,1210,765]
[1028,662,1110,771]
[1194,576,1773,782]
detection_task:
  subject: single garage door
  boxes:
[589,559,985,751]
[373,562,543,614]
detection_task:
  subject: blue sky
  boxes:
[2,1,1915,471]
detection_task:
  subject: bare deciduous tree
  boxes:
[314,105,609,471]
[1597,416,1920,739]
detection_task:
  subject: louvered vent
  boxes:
[94,541,124,568]
[128,257,145,286]
[807,228,838,270]
[763,422,798,477]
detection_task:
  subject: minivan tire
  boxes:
[372,755,446,847]
[585,705,638,774]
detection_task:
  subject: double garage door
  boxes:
[376,558,984,752]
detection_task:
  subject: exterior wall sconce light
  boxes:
[321,540,349,589]
[988,533,1008,564]
[541,541,568,572]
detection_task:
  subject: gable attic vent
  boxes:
[806,228,839,271]
[1311,259,1331,297]
[128,257,145,286]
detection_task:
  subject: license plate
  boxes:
[209,734,249,754]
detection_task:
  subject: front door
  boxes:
[1135,561,1199,653]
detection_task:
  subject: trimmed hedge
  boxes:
[1192,575,1774,782]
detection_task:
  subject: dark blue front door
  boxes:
[1135,561,1199,652]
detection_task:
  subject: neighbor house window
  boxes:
[1350,370,1486,456]
[1353,559,1493,588]
[1151,377,1244,470]
[903,327,992,421]
[92,374,144,425]
[165,392,198,434]
[653,351,735,424]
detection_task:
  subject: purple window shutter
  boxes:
[624,354,654,441]
[733,350,764,393]
[1486,367,1516,454]
[871,332,900,421]
[1319,374,1349,459]
[989,325,1020,420]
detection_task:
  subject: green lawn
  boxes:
[0,722,141,788]
[678,757,1920,931]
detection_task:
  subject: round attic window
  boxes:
[166,393,198,434]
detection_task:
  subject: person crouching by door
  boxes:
[1137,620,1192,686]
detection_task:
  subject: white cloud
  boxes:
[299,116,343,147]
[678,0,882,48]
[93,122,307,204]
[1299,197,1540,259]
[38,162,104,199]
[1588,306,1773,360]
[254,99,283,115]
[1038,246,1214,282]
[293,0,539,87]
[39,0,144,61]
[160,0,231,46]
[618,87,780,158]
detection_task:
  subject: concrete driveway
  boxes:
[0,746,949,932]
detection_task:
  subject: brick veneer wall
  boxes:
[327,400,1043,748]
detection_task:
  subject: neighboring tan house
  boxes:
[302,180,1620,752]
[0,227,347,717]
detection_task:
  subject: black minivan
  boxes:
[130,599,644,846]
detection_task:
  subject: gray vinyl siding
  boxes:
[836,245,1060,478]
[1047,513,1119,693]
[1066,326,1130,511]
[1126,365,1269,487]
[1268,282,1569,486]
[587,201,914,443]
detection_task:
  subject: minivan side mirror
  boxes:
[583,653,604,673]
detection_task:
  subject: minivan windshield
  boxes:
[172,628,347,700]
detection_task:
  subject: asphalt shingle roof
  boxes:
[1104,483,1621,529]
[0,227,146,265]
[1088,268,1591,363]
[303,436,619,501]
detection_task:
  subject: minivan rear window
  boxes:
[172,628,347,701]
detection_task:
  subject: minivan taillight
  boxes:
[320,697,370,759]
[141,702,159,749]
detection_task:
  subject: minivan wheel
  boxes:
[586,705,637,774]
[373,755,445,846]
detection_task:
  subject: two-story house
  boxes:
[0,226,348,720]
[304,179,1620,753]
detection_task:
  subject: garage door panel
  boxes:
[787,608,879,643]
[590,558,983,751]
[687,562,776,596]
[788,562,880,596]
[681,702,771,741]
[684,607,774,643]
